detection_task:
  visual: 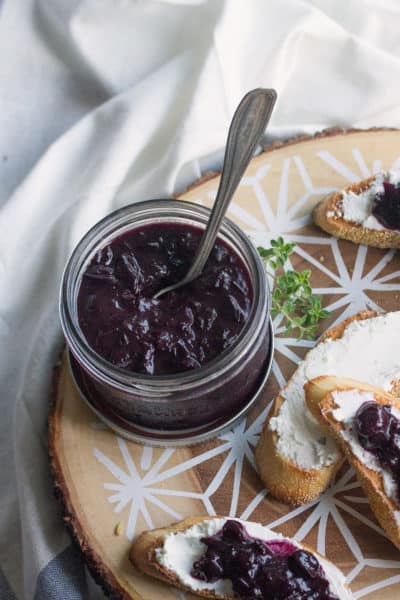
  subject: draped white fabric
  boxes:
[1,0,400,597]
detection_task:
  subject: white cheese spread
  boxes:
[155,517,352,598]
[331,170,400,231]
[331,389,400,505]
[268,312,400,469]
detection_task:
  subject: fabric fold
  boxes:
[2,0,400,598]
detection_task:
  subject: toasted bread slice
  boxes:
[304,375,393,424]
[255,391,343,506]
[130,516,353,599]
[304,376,400,550]
[313,174,400,248]
[255,310,400,505]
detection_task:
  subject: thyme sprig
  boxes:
[258,237,330,339]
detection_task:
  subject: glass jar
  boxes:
[60,200,271,431]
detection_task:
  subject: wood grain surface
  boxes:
[50,128,400,599]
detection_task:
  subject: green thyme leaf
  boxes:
[258,238,330,340]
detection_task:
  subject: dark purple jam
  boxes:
[77,224,252,376]
[355,401,400,502]
[372,181,400,230]
[191,520,338,599]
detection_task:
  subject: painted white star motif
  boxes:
[94,406,272,539]
[95,440,182,539]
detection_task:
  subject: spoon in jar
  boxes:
[154,87,277,300]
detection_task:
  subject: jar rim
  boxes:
[60,199,270,392]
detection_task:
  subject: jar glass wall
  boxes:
[60,200,271,432]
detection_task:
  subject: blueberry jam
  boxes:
[191,520,338,599]
[355,401,400,502]
[77,224,252,375]
[372,181,400,230]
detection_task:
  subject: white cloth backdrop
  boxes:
[2,0,400,597]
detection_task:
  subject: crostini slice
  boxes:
[313,171,400,248]
[255,310,400,505]
[131,516,353,599]
[305,375,400,550]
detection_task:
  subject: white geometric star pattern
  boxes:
[93,144,400,598]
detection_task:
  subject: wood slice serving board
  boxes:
[49,129,400,599]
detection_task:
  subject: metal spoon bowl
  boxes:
[153,87,277,299]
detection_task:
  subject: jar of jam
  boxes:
[60,200,271,434]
